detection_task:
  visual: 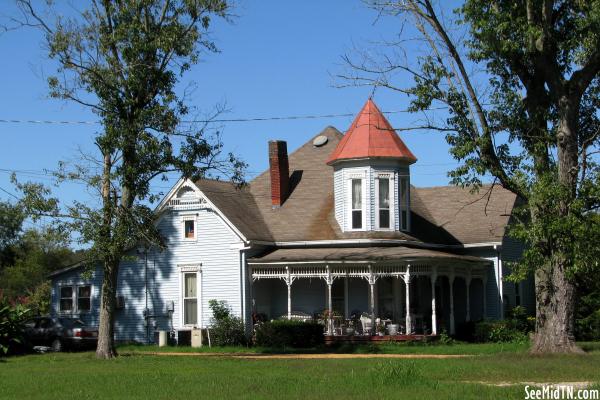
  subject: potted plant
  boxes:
[345,319,355,336]
[376,322,385,336]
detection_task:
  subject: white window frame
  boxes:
[77,285,92,313]
[346,173,367,231]
[179,265,202,328]
[181,214,198,241]
[58,284,93,315]
[59,285,74,314]
[399,177,410,231]
[375,173,395,230]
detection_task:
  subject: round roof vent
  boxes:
[312,135,328,147]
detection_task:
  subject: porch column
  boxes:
[430,270,438,335]
[286,266,292,320]
[465,273,472,322]
[405,265,412,335]
[368,265,375,336]
[449,273,456,335]
[326,266,333,336]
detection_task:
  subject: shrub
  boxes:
[473,320,528,344]
[467,306,534,344]
[254,320,324,348]
[438,329,454,345]
[208,300,247,346]
[576,309,600,341]
[27,281,51,316]
[0,298,30,355]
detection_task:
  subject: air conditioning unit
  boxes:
[115,296,125,310]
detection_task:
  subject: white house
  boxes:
[49,99,534,344]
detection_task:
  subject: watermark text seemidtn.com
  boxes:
[525,385,599,400]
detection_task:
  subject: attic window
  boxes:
[185,220,195,238]
[182,215,197,240]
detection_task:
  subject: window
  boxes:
[351,179,363,229]
[184,220,195,239]
[377,178,391,229]
[400,178,409,231]
[59,285,91,313]
[60,286,73,312]
[183,273,198,325]
[77,286,91,312]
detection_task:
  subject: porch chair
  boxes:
[360,315,372,335]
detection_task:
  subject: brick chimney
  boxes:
[269,140,290,207]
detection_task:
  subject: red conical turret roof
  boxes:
[326,99,417,165]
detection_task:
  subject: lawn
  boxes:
[1,343,599,400]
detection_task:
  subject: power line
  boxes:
[0,106,447,126]
[0,185,19,200]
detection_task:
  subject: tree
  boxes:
[0,228,81,306]
[10,0,244,359]
[0,201,24,270]
[341,0,600,353]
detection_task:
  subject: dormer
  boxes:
[327,99,417,232]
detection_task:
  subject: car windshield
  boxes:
[58,318,85,328]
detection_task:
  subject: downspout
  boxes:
[240,244,252,334]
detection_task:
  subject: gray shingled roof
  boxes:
[248,246,490,264]
[194,126,518,245]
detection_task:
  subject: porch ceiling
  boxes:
[247,246,489,265]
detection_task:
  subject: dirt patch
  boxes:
[130,352,473,359]
[464,381,595,388]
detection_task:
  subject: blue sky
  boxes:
[0,1,470,212]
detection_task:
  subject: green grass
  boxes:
[118,341,530,355]
[1,344,599,399]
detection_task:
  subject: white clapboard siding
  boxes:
[333,168,344,229]
[51,201,245,343]
[161,207,243,326]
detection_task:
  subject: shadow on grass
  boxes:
[119,340,534,356]
[579,342,600,353]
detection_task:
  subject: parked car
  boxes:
[24,317,98,352]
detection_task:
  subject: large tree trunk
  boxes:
[96,151,118,359]
[531,256,583,353]
[96,257,119,359]
[531,100,582,354]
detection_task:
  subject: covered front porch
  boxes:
[248,246,490,337]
